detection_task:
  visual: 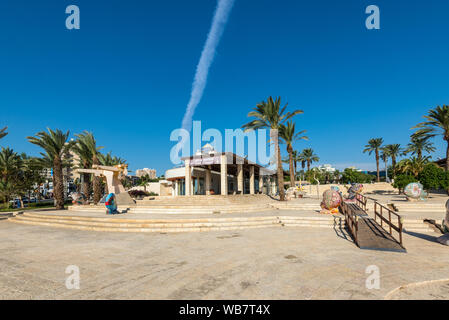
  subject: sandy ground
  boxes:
[0,220,448,300]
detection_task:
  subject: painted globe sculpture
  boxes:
[404,182,427,201]
[71,192,87,205]
[347,183,363,201]
[320,189,342,214]
[437,200,449,246]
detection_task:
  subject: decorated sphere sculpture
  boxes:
[404,182,427,201]
[105,193,119,215]
[346,183,363,201]
[71,192,87,205]
[437,199,449,246]
[320,189,342,214]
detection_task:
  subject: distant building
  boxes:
[135,168,157,179]
[317,164,336,173]
[347,166,362,172]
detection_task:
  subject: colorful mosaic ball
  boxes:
[404,182,424,199]
[321,189,342,210]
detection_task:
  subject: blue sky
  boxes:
[1,0,449,175]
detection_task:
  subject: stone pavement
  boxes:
[0,221,448,299]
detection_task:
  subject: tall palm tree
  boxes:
[291,150,299,177]
[72,135,93,198]
[384,144,401,178]
[380,149,389,181]
[413,105,449,170]
[242,96,304,201]
[363,138,384,182]
[279,121,308,187]
[404,135,435,161]
[77,132,103,203]
[0,127,7,139]
[27,128,71,209]
[300,148,319,172]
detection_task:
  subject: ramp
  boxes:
[341,194,406,253]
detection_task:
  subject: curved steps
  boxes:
[9,212,345,233]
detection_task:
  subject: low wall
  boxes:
[301,182,397,197]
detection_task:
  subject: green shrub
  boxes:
[340,168,375,184]
[418,164,444,190]
[392,174,418,192]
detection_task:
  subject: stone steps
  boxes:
[8,212,346,233]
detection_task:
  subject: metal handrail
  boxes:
[341,201,359,246]
[355,193,367,211]
[374,201,404,247]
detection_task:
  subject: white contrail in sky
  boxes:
[181,0,236,132]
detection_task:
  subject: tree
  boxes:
[340,168,375,184]
[384,144,402,178]
[72,134,93,198]
[139,174,151,192]
[0,127,7,140]
[380,149,389,181]
[27,128,72,209]
[300,148,319,172]
[413,105,449,170]
[279,121,308,187]
[396,157,429,178]
[76,131,103,203]
[418,163,446,191]
[242,96,304,201]
[392,174,418,193]
[0,147,22,206]
[363,138,384,182]
[404,136,435,161]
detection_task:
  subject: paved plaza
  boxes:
[0,218,448,300]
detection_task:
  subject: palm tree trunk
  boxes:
[82,173,90,197]
[446,140,449,172]
[92,156,102,204]
[392,156,396,179]
[307,161,311,172]
[53,157,65,210]
[288,146,295,188]
[418,150,422,161]
[375,149,380,182]
[272,129,285,201]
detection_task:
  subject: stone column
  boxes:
[220,154,228,195]
[250,165,255,194]
[237,164,243,194]
[259,174,264,194]
[205,168,211,195]
[185,159,191,196]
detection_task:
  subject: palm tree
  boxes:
[300,148,319,172]
[384,144,401,178]
[139,174,151,192]
[76,132,103,203]
[397,157,429,178]
[413,105,449,170]
[380,149,389,181]
[363,138,384,182]
[0,127,7,139]
[403,135,435,161]
[242,96,304,201]
[0,147,22,205]
[279,121,308,187]
[27,128,71,209]
[72,135,93,198]
[98,152,127,166]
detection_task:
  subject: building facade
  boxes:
[165,148,277,196]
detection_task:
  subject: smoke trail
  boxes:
[181,0,235,132]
